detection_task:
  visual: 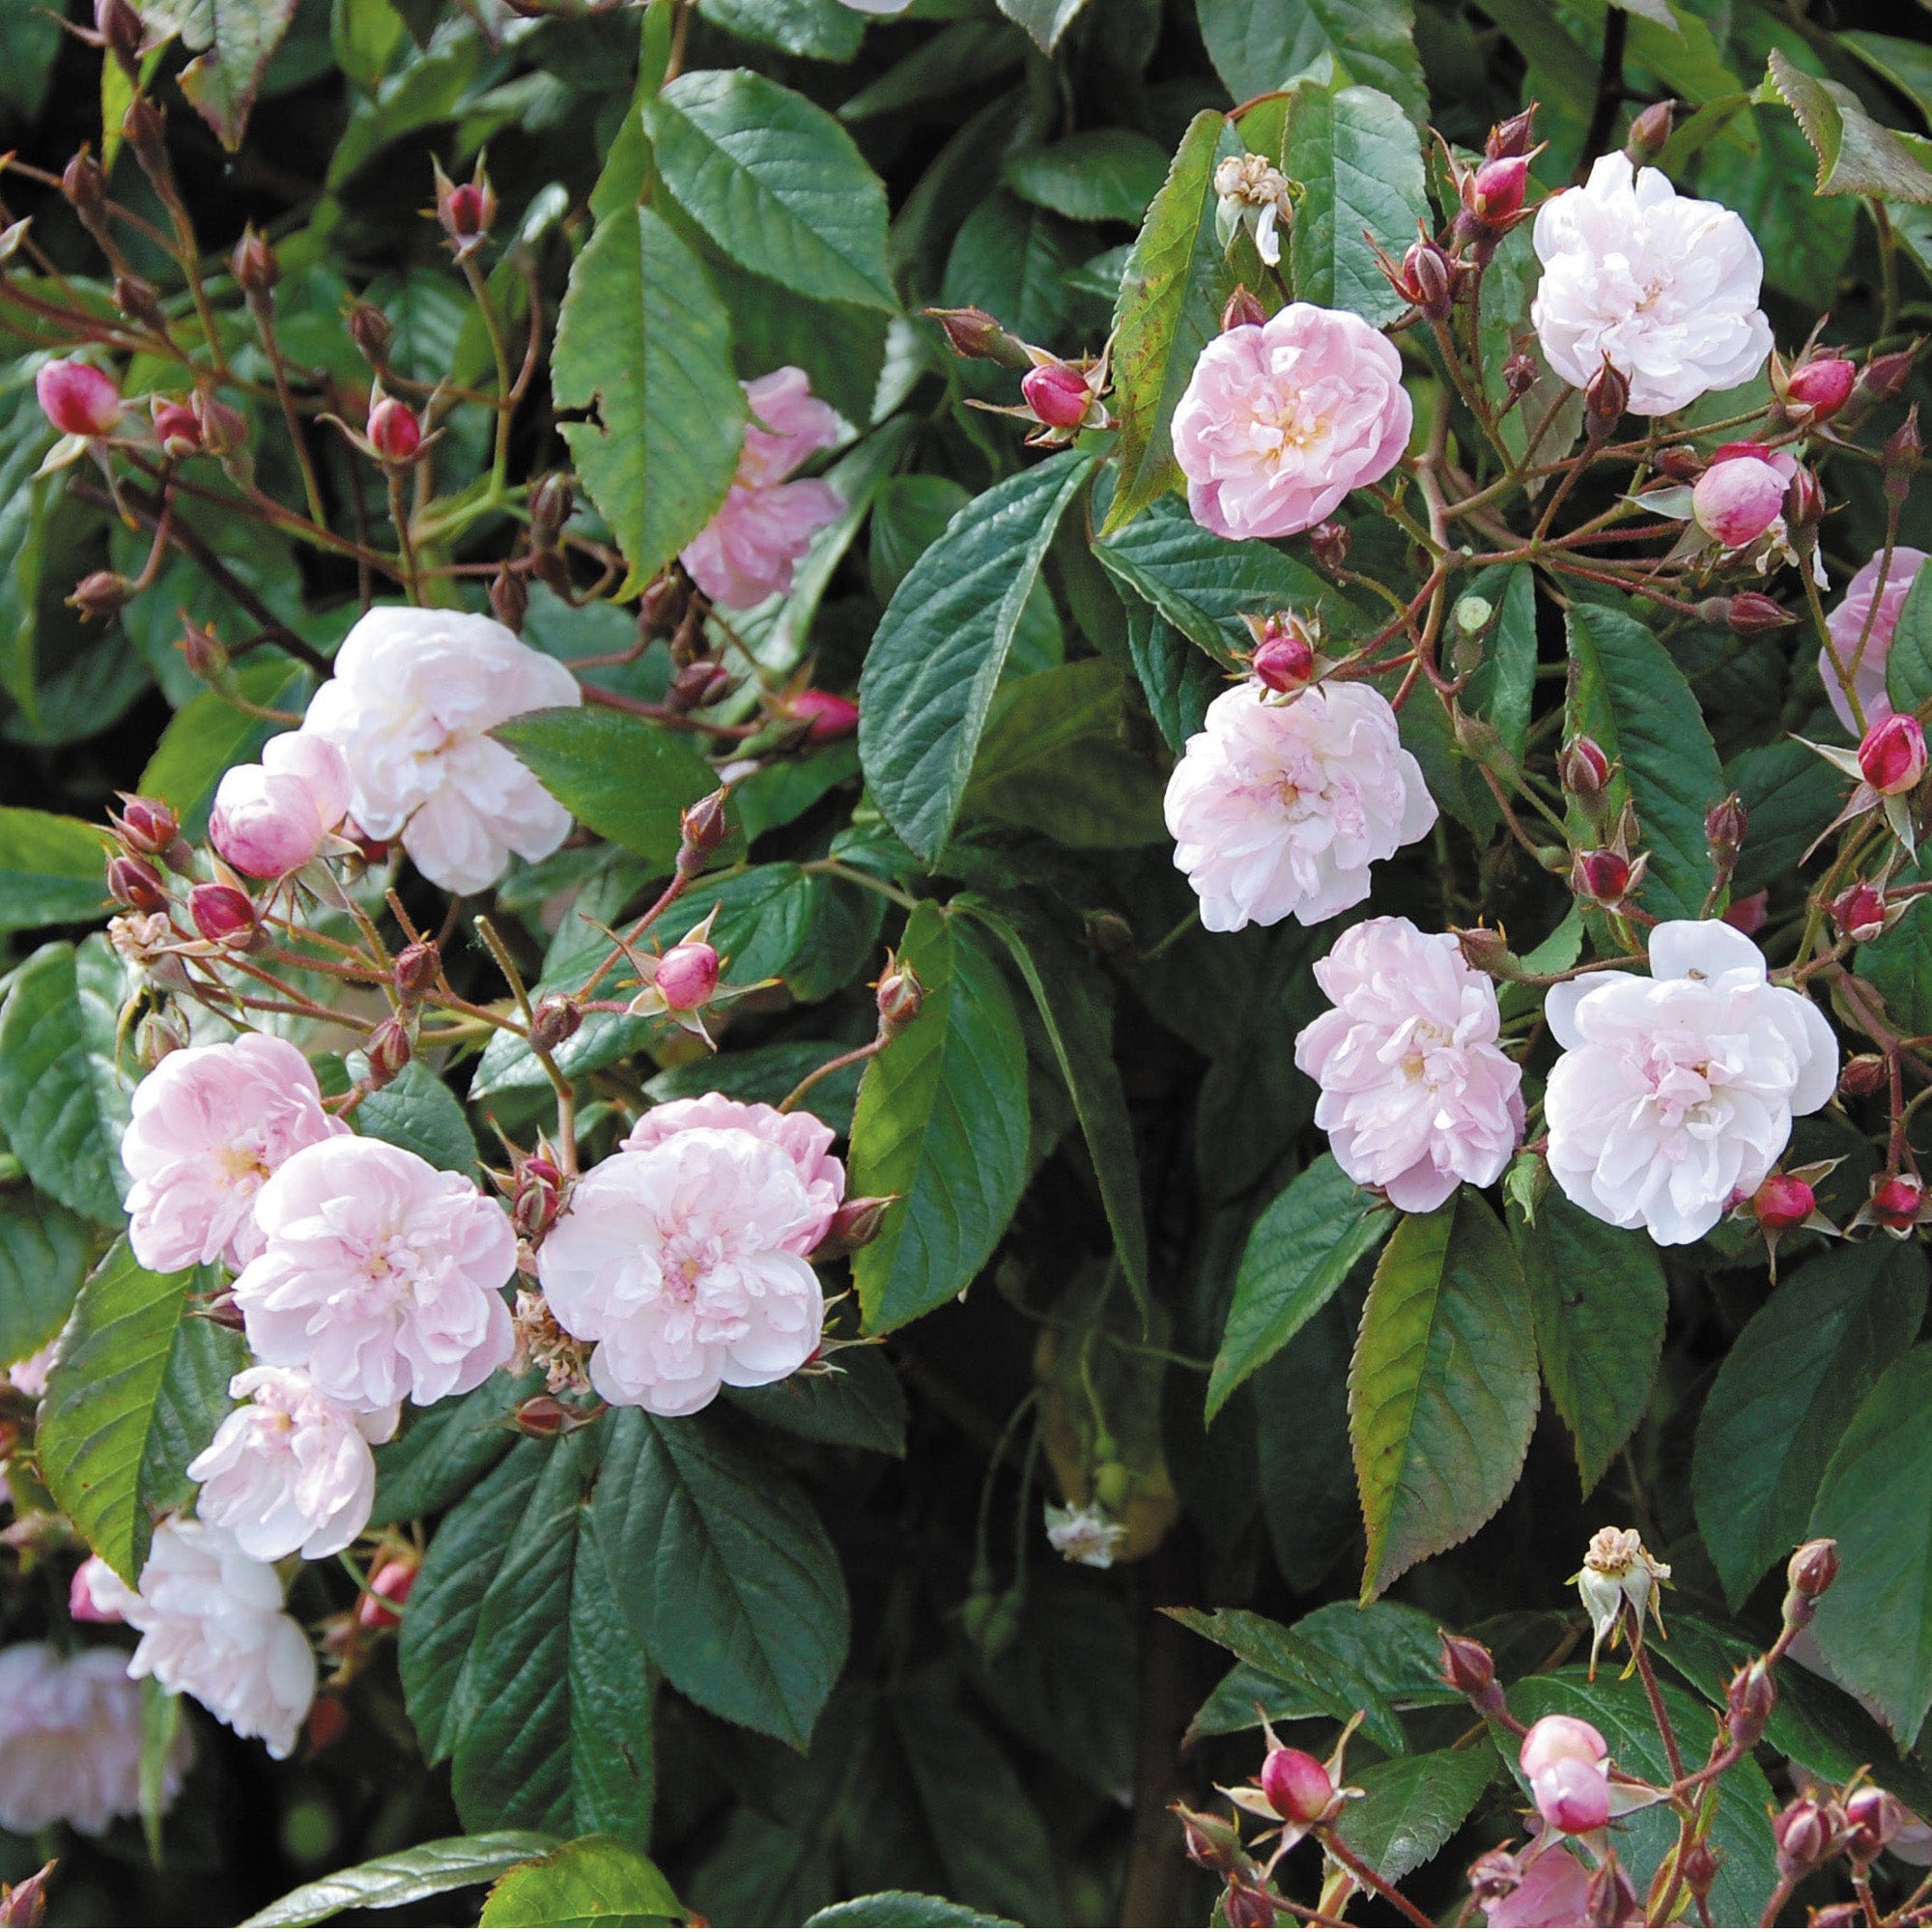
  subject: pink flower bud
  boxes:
[1400,240,1454,320]
[1520,1715,1607,1781]
[1720,592,1797,638]
[151,398,202,456]
[924,306,1033,369]
[209,733,351,878]
[188,882,259,947]
[1776,1796,1842,1875]
[1488,108,1536,159]
[1833,883,1889,943]
[1691,452,1788,550]
[1789,1537,1840,1600]
[367,393,422,464]
[1221,286,1266,332]
[366,1016,413,1088]
[1260,1746,1333,1824]
[1252,618,1315,692]
[1752,1174,1815,1232]
[70,1558,123,1624]
[877,957,923,1035]
[791,689,860,743]
[1559,735,1611,799]
[36,357,122,439]
[1845,1787,1908,1862]
[1469,156,1529,223]
[529,994,582,1052]
[1584,360,1629,439]
[1530,1757,1611,1835]
[111,794,181,862]
[1572,848,1632,905]
[355,1553,417,1630]
[1872,1173,1924,1230]
[1860,712,1927,795]
[1021,362,1092,430]
[106,853,168,914]
[1624,99,1674,165]
[1786,355,1854,419]
[654,940,720,1012]
[677,788,732,874]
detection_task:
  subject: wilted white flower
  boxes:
[1214,154,1295,267]
[1573,1525,1671,1673]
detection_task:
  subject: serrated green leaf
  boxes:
[1694,1241,1926,1609]
[1460,564,1537,767]
[137,655,312,842]
[1726,738,1848,896]
[1208,1155,1389,1422]
[858,451,1094,863]
[552,207,746,588]
[1003,131,1170,225]
[647,70,895,310]
[850,903,1030,1331]
[1511,1189,1666,1495]
[0,810,107,932]
[993,0,1091,53]
[1563,601,1724,921]
[591,1407,849,1747]
[1860,893,1932,1037]
[697,0,864,62]
[1124,602,1219,752]
[0,1188,94,1366]
[1198,0,1426,123]
[355,1060,480,1177]
[144,0,301,149]
[1334,1747,1496,1884]
[372,1370,533,1523]
[940,192,1079,349]
[1285,82,1430,327]
[139,1304,249,1523]
[727,1345,908,1457]
[242,1833,560,1927]
[481,1835,682,1929]
[1350,1194,1539,1599]
[1766,48,1932,203]
[1885,555,1932,719]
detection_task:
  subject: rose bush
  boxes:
[4,0,1932,1924]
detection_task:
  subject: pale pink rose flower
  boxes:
[1546,920,1838,1246]
[36,358,122,440]
[210,731,355,878]
[681,369,845,610]
[233,1137,518,1410]
[1821,547,1929,734]
[1163,679,1437,931]
[303,607,582,895]
[622,1094,846,1252]
[5,1342,55,1398]
[1691,445,1794,551]
[1484,1846,1595,1928]
[187,1366,397,1562]
[122,1034,348,1273]
[0,1644,189,1833]
[72,1556,129,1624]
[536,1128,825,1416]
[1531,156,1772,415]
[117,1517,317,1760]
[1170,302,1411,541]
[1294,917,1524,1211]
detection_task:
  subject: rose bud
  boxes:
[1719,592,1798,638]
[529,993,582,1052]
[877,957,923,1035]
[1721,888,1768,935]
[69,571,131,623]
[355,1552,418,1630]
[1221,285,1266,332]
[393,939,440,1003]
[1583,1857,1639,1929]
[668,660,732,713]
[231,227,279,300]
[1260,1747,1333,1825]
[1625,99,1674,164]
[36,358,122,440]
[1859,712,1926,795]
[110,794,180,861]
[1222,1876,1277,1930]
[790,689,860,743]
[489,564,528,636]
[676,787,731,873]
[1308,521,1350,572]
[1788,1537,1841,1602]
[106,853,168,914]
[1251,617,1315,692]
[151,398,203,456]
[515,1394,571,1438]
[1705,793,1747,863]
[1520,1714,1608,1781]
[1401,239,1454,321]
[924,306,1032,369]
[812,1194,894,1259]
[1174,1803,1245,1874]
[1860,341,1920,405]
[1841,1052,1888,1097]
[1559,735,1612,801]
[1785,355,1857,421]
[70,1560,123,1625]
[1775,1796,1842,1877]
[1845,1787,1908,1864]
[654,940,720,1013]
[1571,848,1632,905]
[346,300,394,366]
[1531,1757,1611,1835]
[434,160,496,255]
[1020,361,1093,430]
[1691,448,1789,550]
[188,881,259,946]
[1883,412,1923,505]
[1784,465,1824,534]
[1583,359,1630,440]
[1488,108,1536,159]
[1752,1174,1815,1233]
[1724,1657,1776,1747]
[115,273,166,333]
[62,149,109,230]
[366,1016,412,1089]
[367,391,422,464]
[1832,883,1889,943]
[1469,155,1529,225]
[1503,351,1539,406]
[1872,1172,1925,1231]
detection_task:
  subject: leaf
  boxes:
[1103,113,1238,536]
[1861,895,1932,1038]
[940,193,1080,349]
[1003,131,1171,226]
[1694,1241,1926,1610]
[137,655,313,842]
[1765,49,1932,203]
[849,903,1031,1332]
[1163,1607,1406,1752]
[1563,601,1724,921]
[139,1305,250,1523]
[592,1408,849,1748]
[355,1061,479,1176]
[0,941,130,1226]
[869,477,972,603]
[480,1836,682,1929]
[38,1242,231,1582]
[1124,603,1219,752]
[1198,0,1426,123]
[726,1345,908,1457]
[144,0,301,149]
[1886,555,1932,719]
[1334,1748,1497,1884]
[1511,1189,1667,1494]
[960,898,1150,1315]
[1254,1296,1360,1592]
[1726,739,1847,896]
[698,0,865,63]
[808,1897,1014,1929]
[858,452,1094,863]
[646,70,895,310]
[242,1833,561,1927]
[496,708,721,870]
[552,207,746,588]
[1285,83,1431,328]
[1350,1193,1540,1600]
[0,1189,94,1366]
[1511,1672,1776,1927]
[992,0,1092,54]
[372,1371,532,1523]
[1208,1155,1389,1422]
[1808,1343,1932,1739]
[1460,565,1537,767]
[0,810,106,932]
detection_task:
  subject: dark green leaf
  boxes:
[1459,565,1537,766]
[355,1060,480,1176]
[727,1345,908,1457]
[1004,131,1170,226]
[1124,602,1219,751]
[1334,1747,1497,1884]
[1886,555,1932,719]
[0,1188,94,1366]
[137,656,312,841]
[698,0,864,62]
[993,0,1091,52]
[1766,49,1932,203]
[807,1896,1013,1929]
[242,1833,560,1927]
[480,1835,682,1929]
[1726,739,1847,896]
[0,810,107,932]
[940,193,1079,349]
[1254,1295,1360,1592]
[869,477,972,604]
[372,1370,533,1523]
[1198,0,1426,123]
[139,1305,249,1522]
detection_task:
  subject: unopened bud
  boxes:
[1572,847,1632,905]
[1308,521,1350,572]
[366,1016,412,1088]
[489,564,528,635]
[813,1194,895,1260]
[1841,1051,1888,1097]
[1883,411,1923,505]
[1584,360,1630,441]
[1859,711,1926,796]
[96,0,144,68]
[923,306,1032,370]
[1845,1787,1909,1864]
[668,660,732,712]
[1251,617,1315,692]
[1724,1657,1776,1747]
[1871,1173,1924,1231]
[1680,1842,1720,1904]
[69,571,131,622]
[1468,155,1529,225]
[392,940,440,1004]
[367,391,422,465]
[514,1395,571,1438]
[1705,793,1747,863]
[1624,99,1674,164]
[638,575,689,645]
[1083,908,1134,956]
[1453,926,1520,980]
[1401,240,1454,321]
[1583,1858,1638,1929]
[1859,342,1920,405]
[151,398,202,457]
[111,794,179,860]
[188,882,258,947]
[790,689,860,743]
[1260,1747,1333,1826]
[231,227,278,301]
[1173,1803,1245,1875]
[1438,1631,1507,1717]
[1833,884,1889,944]
[136,1009,183,1068]
[1788,1537,1840,1603]
[1487,107,1536,159]
[677,789,731,875]
[1775,1796,1842,1877]
[1559,735,1612,800]
[1021,361,1093,430]
[61,151,109,230]
[346,301,394,366]
[1222,1877,1277,1930]
[1786,355,1857,421]
[654,940,719,1012]
[877,957,923,1036]
[1715,592,1796,639]
[178,618,229,684]
[106,853,167,914]
[1751,1174,1815,1235]
[1784,466,1824,533]
[528,994,582,1053]
[1221,285,1266,332]
[1503,351,1539,407]
[434,161,497,254]
[355,1552,417,1630]
[115,273,166,333]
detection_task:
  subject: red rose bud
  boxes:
[355,1553,418,1630]
[1883,412,1923,505]
[676,787,731,873]
[151,398,202,456]
[1469,155,1529,224]
[1439,1631,1499,1703]
[1784,466,1825,534]
[791,689,860,743]
[1251,618,1315,692]
[668,660,732,713]
[637,569,688,639]
[1786,355,1857,420]
[1872,1172,1924,1230]
[1487,107,1536,159]
[393,939,440,1002]
[346,300,394,366]
[367,392,422,464]
[1021,361,1093,430]
[1308,521,1350,572]
[1572,848,1632,905]
[60,151,109,229]
[1400,239,1454,321]
[528,993,582,1053]
[655,940,719,1012]
[435,161,497,254]
[1724,1658,1776,1747]
[877,958,923,1035]
[1859,341,1920,405]
[106,853,167,914]
[1752,1174,1815,1233]
[1775,1797,1842,1877]
[1860,712,1926,795]
[1788,1537,1841,1602]
[514,1395,571,1437]
[111,794,180,861]
[1223,1877,1277,1930]
[1559,735,1612,800]
[1221,285,1266,332]
[231,227,279,300]
[114,273,165,333]
[1174,1804,1245,1875]
[1260,1747,1333,1825]
[924,306,1033,370]
[35,357,122,440]
[96,0,143,68]
[1720,592,1797,639]
[1584,360,1629,440]
[188,882,258,946]
[1624,99,1674,164]
[1833,883,1889,943]
[512,1151,564,1240]
[366,1017,412,1089]
[816,1194,894,1258]
[1845,1787,1908,1863]
[1841,1052,1888,1097]
[1705,793,1747,862]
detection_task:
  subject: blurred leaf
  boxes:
[1003,131,1171,225]
[1350,1193,1538,1599]
[1842,31,1932,128]
[1726,740,1846,895]
[480,1836,682,1928]
[0,1188,94,1366]
[242,1833,560,1927]
[1335,1747,1497,1884]
[1698,107,1855,304]
[1254,1294,1360,1592]
[808,1897,1013,1928]
[0,810,107,933]
[858,451,1094,862]
[993,0,1092,54]
[1886,556,1932,718]
[940,192,1079,349]
[1460,564,1537,766]
[1765,49,1932,202]
[1860,894,1932,1037]
[1694,1241,1926,1609]
[840,22,1027,121]
[553,207,746,589]
[699,0,866,62]
[1198,0,1426,122]
[850,904,1030,1331]
[870,476,972,603]
[145,0,302,149]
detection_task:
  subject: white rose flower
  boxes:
[303,607,582,895]
[0,1643,190,1833]
[116,1518,317,1760]
[1545,920,1838,1246]
[1530,156,1773,415]
[187,1366,397,1563]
